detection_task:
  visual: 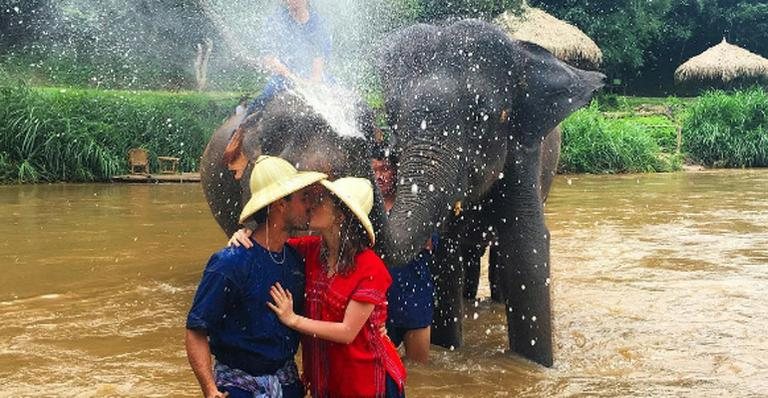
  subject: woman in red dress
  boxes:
[268,177,406,398]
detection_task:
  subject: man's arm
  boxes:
[185,329,228,398]
[261,55,298,81]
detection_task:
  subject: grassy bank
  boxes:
[0,83,237,183]
[560,102,683,173]
[682,88,768,167]
[1,81,764,183]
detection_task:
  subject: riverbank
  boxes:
[1,85,765,184]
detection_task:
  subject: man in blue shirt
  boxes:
[246,0,333,115]
[185,156,326,398]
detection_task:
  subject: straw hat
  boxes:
[320,177,376,246]
[239,155,327,224]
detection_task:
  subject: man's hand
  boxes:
[206,389,229,398]
[228,228,253,248]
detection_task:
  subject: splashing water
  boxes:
[287,79,364,139]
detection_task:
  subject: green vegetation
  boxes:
[4,1,767,94]
[560,102,683,174]
[683,88,768,167]
[0,82,237,183]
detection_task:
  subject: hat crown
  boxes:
[331,178,373,215]
[249,156,300,195]
[320,177,376,246]
[238,155,327,224]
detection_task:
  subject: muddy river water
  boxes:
[1,169,766,397]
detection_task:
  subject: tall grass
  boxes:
[560,102,682,173]
[0,81,237,183]
[682,88,768,167]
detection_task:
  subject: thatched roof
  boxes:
[494,4,603,69]
[675,38,768,82]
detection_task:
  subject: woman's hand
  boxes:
[267,283,300,328]
[227,228,253,248]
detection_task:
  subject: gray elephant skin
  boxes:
[200,19,603,368]
[374,20,603,367]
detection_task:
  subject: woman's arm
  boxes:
[268,283,374,344]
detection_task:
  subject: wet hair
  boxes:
[321,196,369,276]
[371,143,399,167]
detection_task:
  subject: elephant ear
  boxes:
[510,41,605,146]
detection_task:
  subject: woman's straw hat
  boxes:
[320,177,376,246]
[239,155,327,224]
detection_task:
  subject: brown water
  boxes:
[1,170,767,397]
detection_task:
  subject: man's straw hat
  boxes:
[239,155,327,224]
[320,177,376,246]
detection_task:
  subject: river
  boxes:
[1,169,766,397]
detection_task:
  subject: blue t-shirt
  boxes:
[259,7,332,78]
[186,243,305,376]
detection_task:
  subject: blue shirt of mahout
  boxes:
[186,242,305,376]
[259,6,332,78]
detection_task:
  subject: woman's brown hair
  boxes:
[320,196,370,276]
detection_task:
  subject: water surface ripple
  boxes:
[1,169,766,397]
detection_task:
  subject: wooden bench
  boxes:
[157,156,181,174]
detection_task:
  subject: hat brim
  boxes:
[319,179,376,246]
[239,171,327,224]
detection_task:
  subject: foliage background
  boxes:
[0,79,235,182]
[1,0,767,94]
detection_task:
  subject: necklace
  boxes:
[266,222,286,265]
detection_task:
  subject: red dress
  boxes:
[289,236,406,398]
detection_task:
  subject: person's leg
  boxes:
[402,326,431,363]
[245,76,289,115]
[385,373,405,398]
[386,323,407,348]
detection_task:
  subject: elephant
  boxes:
[373,20,604,367]
[201,19,603,368]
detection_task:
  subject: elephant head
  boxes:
[374,20,604,366]
[201,86,378,236]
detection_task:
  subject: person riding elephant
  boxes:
[373,19,604,367]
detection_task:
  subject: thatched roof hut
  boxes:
[675,38,768,83]
[494,3,603,69]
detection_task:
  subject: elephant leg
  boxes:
[430,218,466,349]
[488,243,505,303]
[463,240,488,300]
[493,149,553,367]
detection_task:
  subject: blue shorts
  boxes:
[386,247,435,343]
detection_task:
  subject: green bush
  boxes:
[560,102,682,173]
[0,81,237,183]
[682,88,768,167]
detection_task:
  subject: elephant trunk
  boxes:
[378,140,463,265]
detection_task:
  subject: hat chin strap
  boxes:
[266,205,286,264]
